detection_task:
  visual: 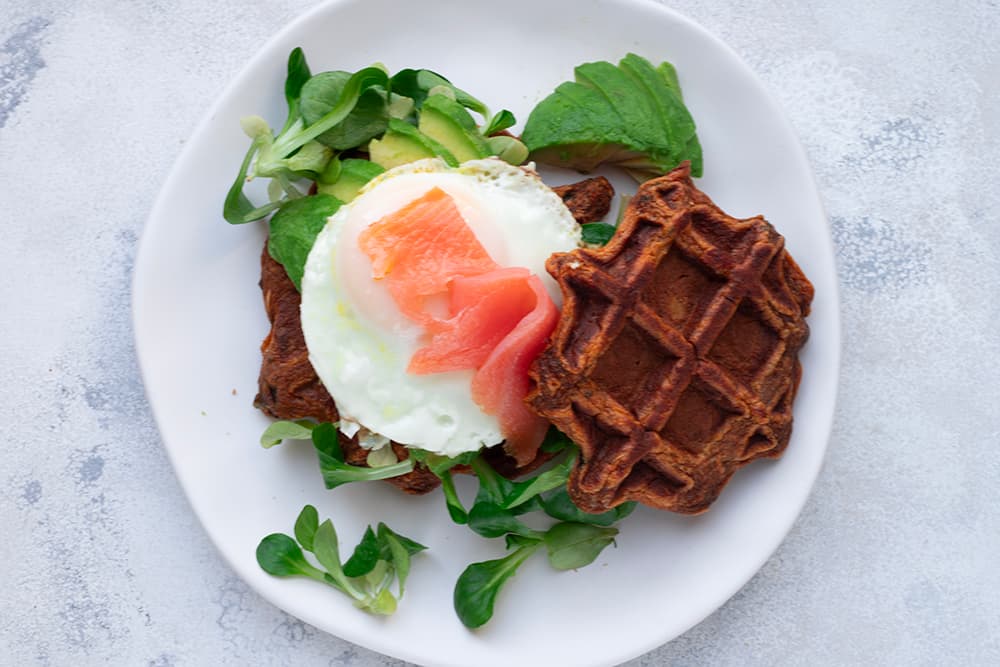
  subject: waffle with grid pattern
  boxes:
[528,163,814,514]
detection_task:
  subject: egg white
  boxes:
[300,158,580,457]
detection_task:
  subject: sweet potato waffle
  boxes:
[528,163,813,514]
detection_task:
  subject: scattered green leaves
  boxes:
[440,470,469,524]
[300,71,390,150]
[541,486,637,526]
[453,540,542,628]
[484,109,516,136]
[451,516,621,627]
[259,419,317,448]
[500,449,577,510]
[223,48,388,225]
[389,69,490,119]
[342,526,381,577]
[293,504,319,551]
[256,505,425,616]
[259,424,631,628]
[467,500,543,540]
[223,132,284,224]
[267,194,343,291]
[409,448,480,524]
[444,436,634,628]
[256,533,325,580]
[543,522,618,570]
[580,222,617,246]
[310,422,415,489]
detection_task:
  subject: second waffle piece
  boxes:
[528,163,814,514]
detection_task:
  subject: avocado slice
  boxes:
[618,54,699,170]
[368,118,458,170]
[418,94,491,163]
[486,135,529,165]
[522,80,646,172]
[317,159,385,202]
[656,61,683,99]
[574,60,669,163]
[522,53,702,177]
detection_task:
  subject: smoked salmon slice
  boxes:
[410,267,537,374]
[471,274,558,465]
[358,187,496,324]
[358,187,557,463]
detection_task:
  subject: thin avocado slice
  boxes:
[574,61,668,164]
[656,60,683,99]
[522,81,639,172]
[418,94,491,163]
[486,135,529,165]
[317,159,385,202]
[618,54,698,169]
[368,118,458,169]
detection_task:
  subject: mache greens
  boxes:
[256,504,426,615]
[261,421,636,628]
[223,48,526,295]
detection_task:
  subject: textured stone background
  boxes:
[1,1,998,665]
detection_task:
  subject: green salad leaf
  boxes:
[580,222,617,246]
[377,522,427,557]
[259,419,317,448]
[310,422,415,489]
[342,526,382,577]
[543,522,618,570]
[467,501,544,540]
[256,533,326,580]
[389,69,490,119]
[484,109,516,136]
[300,71,390,149]
[282,47,312,129]
[453,540,541,629]
[267,194,342,291]
[541,487,637,527]
[293,504,320,552]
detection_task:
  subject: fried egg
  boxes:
[300,158,580,457]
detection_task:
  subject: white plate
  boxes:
[133,1,840,665]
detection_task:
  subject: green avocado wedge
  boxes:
[317,159,385,203]
[368,118,458,170]
[522,53,702,178]
[267,194,343,291]
[418,94,492,163]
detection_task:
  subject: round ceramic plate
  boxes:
[133,1,840,665]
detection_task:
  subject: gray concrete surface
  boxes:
[1,1,998,665]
